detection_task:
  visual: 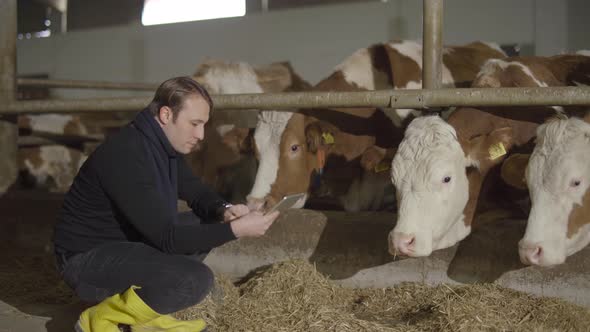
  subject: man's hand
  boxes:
[223,204,250,222]
[230,211,280,238]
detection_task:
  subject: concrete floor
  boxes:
[0,300,83,332]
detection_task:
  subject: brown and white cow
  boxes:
[18,145,88,192]
[189,60,311,203]
[389,53,590,257]
[246,40,507,212]
[16,112,129,192]
[502,116,590,267]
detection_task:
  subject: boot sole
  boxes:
[74,320,84,332]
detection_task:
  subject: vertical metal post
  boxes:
[422,0,443,90]
[0,0,18,195]
[61,9,68,33]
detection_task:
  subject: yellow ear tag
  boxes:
[489,142,507,160]
[374,161,391,173]
[322,132,335,145]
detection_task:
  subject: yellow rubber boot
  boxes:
[75,286,160,332]
[131,315,207,332]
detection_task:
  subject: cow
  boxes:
[18,145,87,192]
[16,112,129,192]
[246,40,507,212]
[188,60,311,203]
[501,116,590,267]
[388,53,590,257]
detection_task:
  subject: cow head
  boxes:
[508,117,590,266]
[247,112,338,211]
[389,115,513,257]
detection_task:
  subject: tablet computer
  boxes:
[265,193,306,214]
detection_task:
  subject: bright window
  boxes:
[142,0,246,26]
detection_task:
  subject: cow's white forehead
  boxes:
[199,62,264,94]
[392,116,462,186]
[249,110,294,199]
[534,118,590,159]
[528,118,590,183]
[254,111,293,152]
[257,110,293,125]
[254,111,293,153]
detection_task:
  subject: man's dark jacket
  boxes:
[53,109,236,256]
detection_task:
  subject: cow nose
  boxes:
[520,242,543,265]
[392,232,416,256]
[246,196,266,212]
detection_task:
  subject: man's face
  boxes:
[158,94,210,154]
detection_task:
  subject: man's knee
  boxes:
[148,258,215,313]
[181,260,214,299]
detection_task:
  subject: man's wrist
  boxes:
[215,201,232,220]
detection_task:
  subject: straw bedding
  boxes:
[175,260,590,332]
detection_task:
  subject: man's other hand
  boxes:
[223,204,250,222]
[229,211,280,238]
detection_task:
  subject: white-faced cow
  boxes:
[246,40,507,212]
[522,117,590,266]
[389,53,590,257]
[501,116,590,267]
[190,60,311,203]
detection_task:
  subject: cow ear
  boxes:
[220,126,253,154]
[501,153,530,190]
[466,127,514,168]
[305,122,323,153]
[305,121,335,153]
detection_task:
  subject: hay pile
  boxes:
[0,252,76,306]
[176,260,590,332]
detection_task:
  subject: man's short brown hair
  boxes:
[147,76,213,120]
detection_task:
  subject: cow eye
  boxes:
[571,179,582,187]
[443,176,452,183]
[290,144,300,152]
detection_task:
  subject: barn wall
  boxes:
[16,0,587,99]
[567,0,590,53]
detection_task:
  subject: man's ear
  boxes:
[158,106,173,125]
[501,153,530,190]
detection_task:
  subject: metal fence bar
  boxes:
[0,0,18,193]
[1,87,590,114]
[17,78,158,91]
[422,0,444,90]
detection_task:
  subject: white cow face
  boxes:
[389,115,513,257]
[520,117,590,266]
[389,116,471,257]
